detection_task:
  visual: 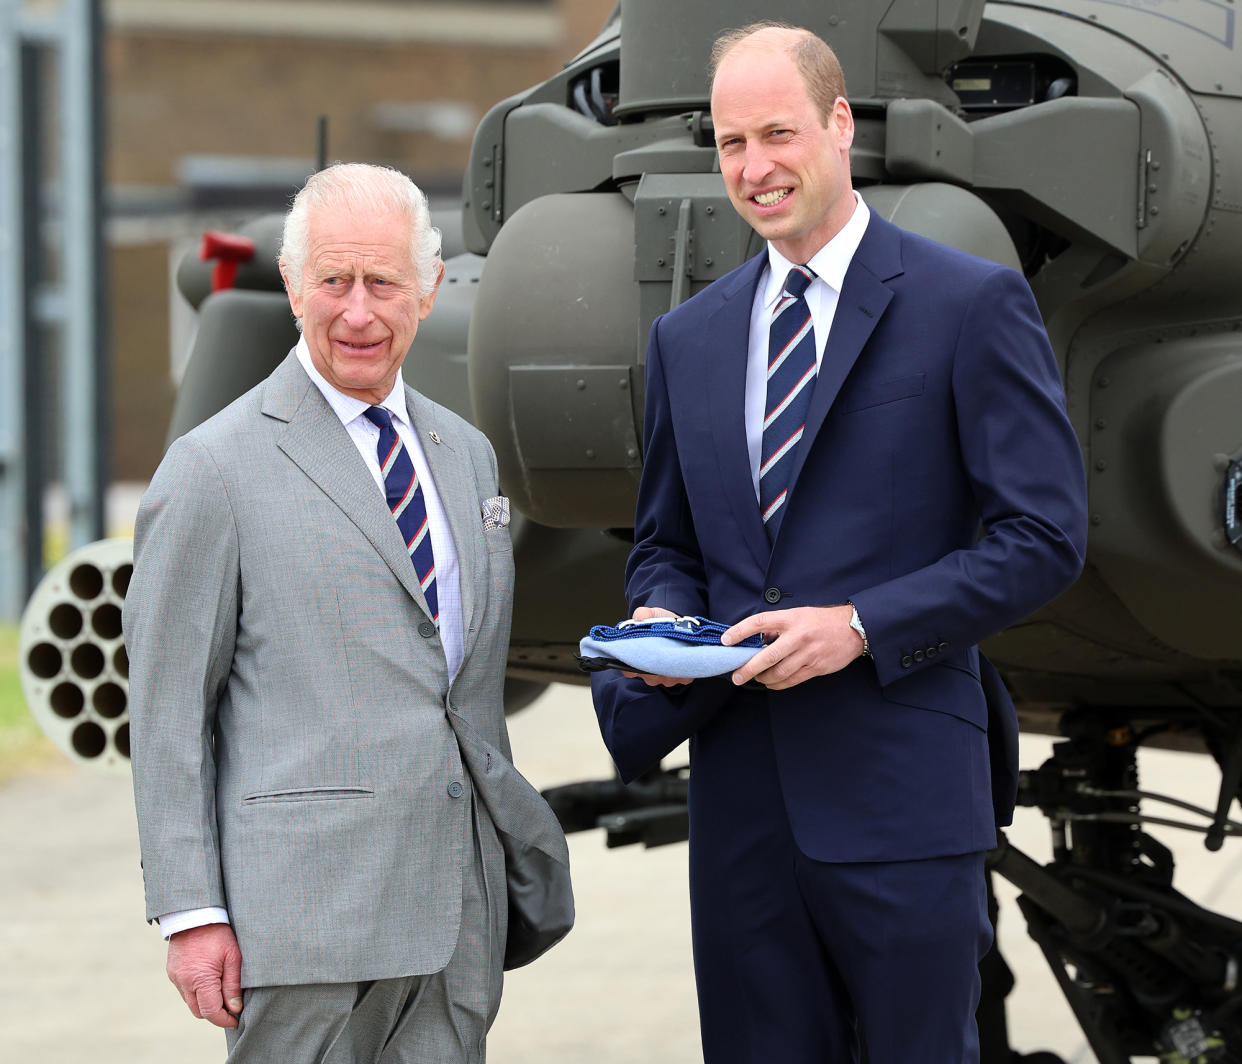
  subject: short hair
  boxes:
[279,162,442,299]
[709,23,847,124]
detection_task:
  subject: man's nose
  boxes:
[742,145,775,186]
[342,281,373,326]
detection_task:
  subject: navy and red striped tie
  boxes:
[760,266,818,541]
[364,406,438,623]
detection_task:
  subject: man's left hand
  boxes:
[166,923,244,1028]
[722,605,864,689]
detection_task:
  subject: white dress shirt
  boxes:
[744,193,871,499]
[159,340,463,939]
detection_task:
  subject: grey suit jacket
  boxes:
[124,352,571,987]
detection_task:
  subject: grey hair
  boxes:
[279,162,443,298]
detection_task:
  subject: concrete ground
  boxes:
[5,681,1242,1063]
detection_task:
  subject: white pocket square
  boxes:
[481,496,510,530]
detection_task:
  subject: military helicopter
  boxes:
[18,0,1242,1059]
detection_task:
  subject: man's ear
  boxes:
[832,96,855,152]
[417,261,446,321]
[279,264,303,319]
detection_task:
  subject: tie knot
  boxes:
[363,405,394,431]
[783,266,815,300]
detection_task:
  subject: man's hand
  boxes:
[722,605,864,689]
[620,605,693,687]
[166,923,244,1028]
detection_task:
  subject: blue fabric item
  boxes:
[578,616,763,678]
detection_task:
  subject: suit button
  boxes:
[900,655,913,669]
[764,587,782,604]
[913,650,925,663]
[447,781,464,799]
[938,641,949,652]
[926,645,938,658]
[418,621,436,638]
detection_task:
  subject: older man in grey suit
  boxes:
[124,162,571,1063]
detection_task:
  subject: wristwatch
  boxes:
[847,601,870,657]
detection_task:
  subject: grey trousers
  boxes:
[223,795,507,1064]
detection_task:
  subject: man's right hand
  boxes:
[166,923,244,1028]
[621,605,694,687]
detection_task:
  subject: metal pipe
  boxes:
[0,0,28,621]
[59,0,107,548]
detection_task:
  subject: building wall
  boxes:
[109,243,174,479]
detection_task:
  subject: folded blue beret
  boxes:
[577,615,764,678]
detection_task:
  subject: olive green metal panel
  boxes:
[614,0,977,114]
[462,92,525,255]
[632,171,758,357]
[1015,0,1242,97]
[970,96,1140,256]
[860,183,1021,271]
[1089,332,1242,659]
[1127,67,1214,266]
[468,193,641,528]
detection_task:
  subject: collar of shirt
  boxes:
[759,191,872,312]
[294,336,412,431]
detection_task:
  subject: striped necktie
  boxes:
[760,265,818,541]
[364,406,438,623]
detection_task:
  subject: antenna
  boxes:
[316,115,329,172]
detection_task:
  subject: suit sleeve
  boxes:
[592,316,730,779]
[850,266,1088,686]
[123,435,240,922]
[624,316,710,618]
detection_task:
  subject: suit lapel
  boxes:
[781,214,903,512]
[264,354,431,615]
[706,255,772,573]
[407,387,484,662]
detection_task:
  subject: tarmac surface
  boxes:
[6,680,1242,1063]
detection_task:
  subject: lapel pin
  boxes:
[429,431,441,445]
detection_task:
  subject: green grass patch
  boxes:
[0,625,58,782]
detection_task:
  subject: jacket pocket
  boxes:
[242,786,374,805]
[484,525,513,554]
[839,372,925,413]
[879,657,986,731]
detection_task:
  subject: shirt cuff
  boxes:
[157,907,231,940]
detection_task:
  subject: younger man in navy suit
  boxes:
[592,22,1087,1063]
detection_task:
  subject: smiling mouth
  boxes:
[753,188,792,207]
[334,338,384,351]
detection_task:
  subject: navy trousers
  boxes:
[687,697,992,1064]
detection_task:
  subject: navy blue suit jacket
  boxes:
[593,212,1087,863]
